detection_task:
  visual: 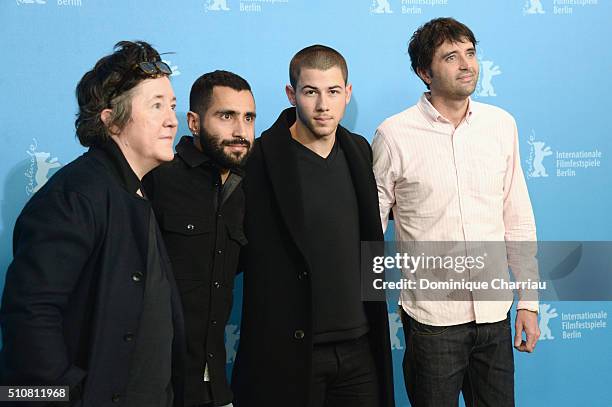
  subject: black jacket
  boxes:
[144,136,247,406]
[0,143,185,407]
[232,108,395,407]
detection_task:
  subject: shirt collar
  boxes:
[417,92,475,126]
[98,138,142,196]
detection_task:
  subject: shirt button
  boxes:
[124,333,134,342]
[186,224,195,231]
[298,271,308,280]
[208,352,214,359]
[211,320,217,326]
[217,213,222,218]
[111,394,121,403]
[217,249,223,255]
[213,281,221,288]
[131,272,143,282]
[294,330,305,340]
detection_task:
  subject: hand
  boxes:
[514,309,540,353]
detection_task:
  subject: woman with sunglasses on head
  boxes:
[0,41,185,407]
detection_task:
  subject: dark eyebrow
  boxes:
[216,109,237,115]
[442,47,476,59]
[216,109,257,118]
[301,85,342,91]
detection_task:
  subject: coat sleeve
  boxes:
[0,190,97,388]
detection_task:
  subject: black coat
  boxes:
[0,146,185,407]
[232,108,395,407]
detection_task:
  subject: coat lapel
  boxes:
[336,126,383,242]
[260,108,310,261]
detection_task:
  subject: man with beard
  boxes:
[232,45,394,407]
[144,70,255,407]
[372,18,539,406]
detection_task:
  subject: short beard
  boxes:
[197,125,252,170]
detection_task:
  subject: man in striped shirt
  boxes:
[372,18,540,407]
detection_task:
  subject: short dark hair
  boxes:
[408,17,478,89]
[289,45,348,89]
[75,40,169,147]
[189,70,252,115]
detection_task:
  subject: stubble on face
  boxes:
[427,39,479,100]
[292,67,351,141]
[295,102,334,140]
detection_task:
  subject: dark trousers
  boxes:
[308,334,380,407]
[401,309,515,407]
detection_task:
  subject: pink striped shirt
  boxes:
[373,93,538,325]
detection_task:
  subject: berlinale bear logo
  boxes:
[370,0,393,14]
[205,0,230,12]
[25,139,62,195]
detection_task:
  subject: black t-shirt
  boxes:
[292,138,369,344]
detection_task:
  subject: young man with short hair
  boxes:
[232,45,395,407]
[373,17,539,407]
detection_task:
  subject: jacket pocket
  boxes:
[159,213,214,268]
[160,214,213,236]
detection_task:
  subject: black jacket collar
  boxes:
[176,136,211,168]
[94,139,142,196]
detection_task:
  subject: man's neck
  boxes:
[289,118,336,159]
[219,169,230,184]
[428,93,470,128]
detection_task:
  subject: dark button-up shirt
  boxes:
[143,136,247,407]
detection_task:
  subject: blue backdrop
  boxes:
[1,0,611,405]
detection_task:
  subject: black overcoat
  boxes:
[232,108,395,407]
[0,146,185,406]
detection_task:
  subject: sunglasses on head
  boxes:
[135,60,172,76]
[107,60,172,106]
